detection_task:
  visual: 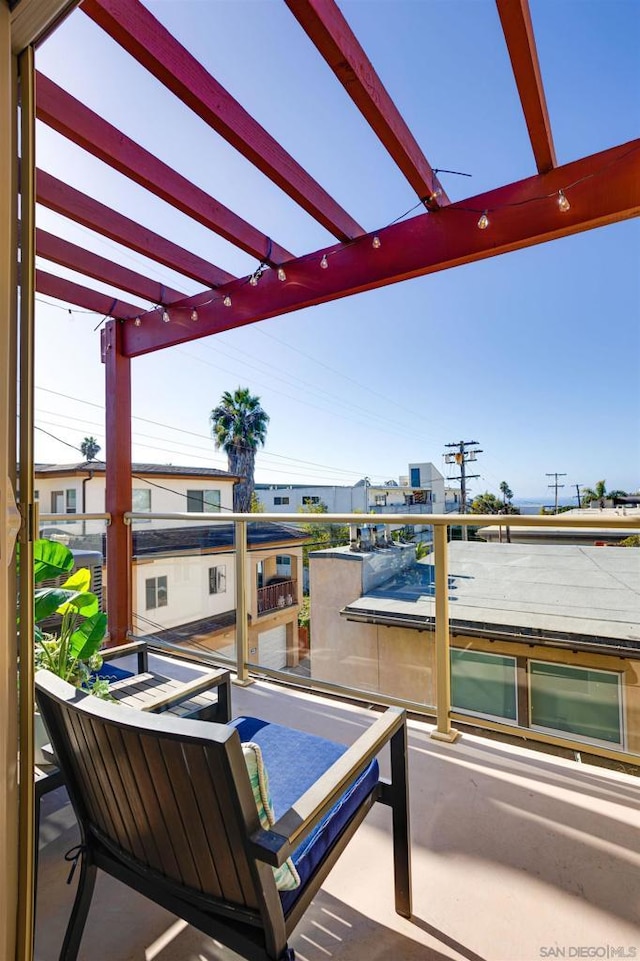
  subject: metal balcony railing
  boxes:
[116,509,640,765]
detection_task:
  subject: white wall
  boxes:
[132,552,235,634]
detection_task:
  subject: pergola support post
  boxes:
[103,319,132,646]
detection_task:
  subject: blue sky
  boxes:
[34,0,640,499]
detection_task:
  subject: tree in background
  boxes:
[499,480,513,508]
[297,502,349,567]
[210,388,269,512]
[470,490,520,515]
[80,436,101,461]
[250,491,265,513]
[580,480,628,507]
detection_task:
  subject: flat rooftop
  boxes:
[344,542,640,648]
[36,670,640,961]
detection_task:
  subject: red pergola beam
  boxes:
[121,139,639,357]
[36,269,142,319]
[37,169,235,289]
[284,0,448,208]
[496,0,556,174]
[36,228,187,304]
[36,73,293,266]
[81,0,365,243]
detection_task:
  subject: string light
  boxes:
[277,267,287,281]
[134,317,142,327]
[320,254,328,269]
[558,189,571,212]
[249,274,259,286]
[190,309,198,322]
[162,309,170,323]
[477,210,490,230]
[372,236,381,249]
[223,295,232,307]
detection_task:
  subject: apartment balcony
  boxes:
[36,662,640,961]
[257,578,298,615]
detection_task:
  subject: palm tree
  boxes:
[580,480,627,507]
[80,436,101,461]
[210,388,269,512]
[499,480,513,508]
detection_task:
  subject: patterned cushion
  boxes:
[242,741,301,892]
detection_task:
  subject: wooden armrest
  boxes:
[101,640,148,672]
[249,706,406,867]
[134,669,226,713]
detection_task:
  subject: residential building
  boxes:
[309,540,640,753]
[35,461,239,530]
[36,462,308,670]
[257,461,459,519]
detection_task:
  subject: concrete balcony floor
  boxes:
[36,676,640,961]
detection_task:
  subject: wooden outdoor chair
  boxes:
[35,670,411,961]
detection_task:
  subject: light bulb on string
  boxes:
[557,189,571,212]
[277,267,286,281]
[249,274,259,286]
[477,211,490,230]
[320,254,328,269]
[190,309,198,322]
[134,317,142,327]
[223,295,232,307]
[162,309,170,323]
[372,236,381,249]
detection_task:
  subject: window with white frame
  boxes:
[208,565,227,595]
[450,649,518,721]
[187,489,221,512]
[51,489,77,513]
[529,661,622,745]
[145,575,168,610]
[274,496,290,505]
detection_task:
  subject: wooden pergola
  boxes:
[33,0,640,644]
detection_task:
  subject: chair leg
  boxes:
[390,723,412,918]
[59,857,97,961]
[278,949,295,961]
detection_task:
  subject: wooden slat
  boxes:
[121,138,640,357]
[37,169,235,289]
[284,0,448,206]
[81,0,365,242]
[35,268,141,319]
[109,727,166,874]
[496,0,556,173]
[36,73,293,265]
[36,228,187,304]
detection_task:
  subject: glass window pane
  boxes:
[451,649,517,721]
[133,489,151,511]
[145,579,156,610]
[157,575,168,608]
[203,489,221,512]
[186,490,203,512]
[530,662,621,744]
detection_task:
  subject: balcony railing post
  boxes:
[233,519,254,686]
[431,523,459,743]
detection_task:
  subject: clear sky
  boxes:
[33,0,640,500]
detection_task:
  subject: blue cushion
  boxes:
[94,663,134,684]
[230,716,379,913]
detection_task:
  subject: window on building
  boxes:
[275,555,291,577]
[145,575,168,610]
[274,496,290,505]
[410,467,421,487]
[529,661,622,745]
[34,490,39,501]
[208,565,227,594]
[375,494,387,507]
[132,489,152,511]
[450,649,518,721]
[302,495,320,505]
[187,489,221,512]
[51,490,76,514]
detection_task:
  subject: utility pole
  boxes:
[444,441,482,541]
[574,483,582,509]
[546,472,566,513]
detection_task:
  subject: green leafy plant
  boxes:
[34,539,110,696]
